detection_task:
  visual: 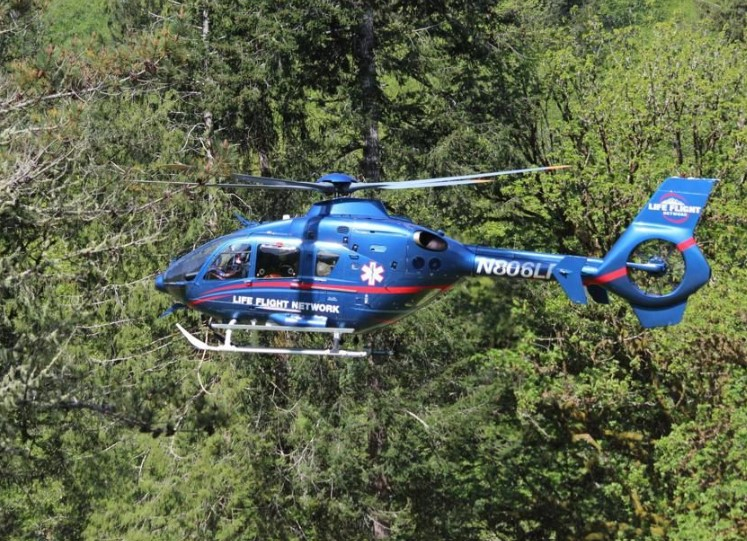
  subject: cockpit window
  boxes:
[205,243,251,280]
[164,238,224,282]
[315,251,340,277]
[256,244,299,278]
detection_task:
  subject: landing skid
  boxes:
[175,321,369,358]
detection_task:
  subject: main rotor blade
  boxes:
[232,173,335,193]
[232,173,299,184]
[136,165,568,195]
[131,179,325,192]
[347,165,569,192]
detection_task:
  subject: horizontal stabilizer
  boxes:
[552,256,588,304]
[632,302,688,328]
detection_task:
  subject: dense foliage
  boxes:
[1,1,745,539]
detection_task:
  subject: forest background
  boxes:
[1,0,746,539]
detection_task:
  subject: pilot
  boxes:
[227,252,246,277]
[208,252,246,280]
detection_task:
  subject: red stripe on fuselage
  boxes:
[191,293,234,306]
[196,281,453,304]
[584,266,627,286]
[677,237,696,252]
[293,281,453,295]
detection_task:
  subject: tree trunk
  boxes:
[354,3,382,182]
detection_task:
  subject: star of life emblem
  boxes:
[361,262,384,286]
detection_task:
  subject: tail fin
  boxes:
[585,177,716,327]
[634,177,714,232]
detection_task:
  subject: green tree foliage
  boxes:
[700,0,747,42]
[1,1,746,540]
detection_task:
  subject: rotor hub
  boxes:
[316,172,357,195]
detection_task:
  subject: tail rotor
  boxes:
[626,239,685,296]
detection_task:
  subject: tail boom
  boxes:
[468,247,603,304]
[468,177,716,327]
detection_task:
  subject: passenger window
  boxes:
[256,245,299,278]
[205,244,251,280]
[315,251,340,277]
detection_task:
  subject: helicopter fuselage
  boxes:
[156,197,573,333]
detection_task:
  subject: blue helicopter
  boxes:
[153,167,715,357]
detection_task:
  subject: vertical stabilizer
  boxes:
[634,177,715,233]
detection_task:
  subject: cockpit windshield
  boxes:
[164,238,225,282]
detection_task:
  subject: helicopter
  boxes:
[151,166,716,357]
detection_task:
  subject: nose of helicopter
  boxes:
[154,272,188,303]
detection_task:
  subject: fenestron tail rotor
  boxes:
[627,239,685,296]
